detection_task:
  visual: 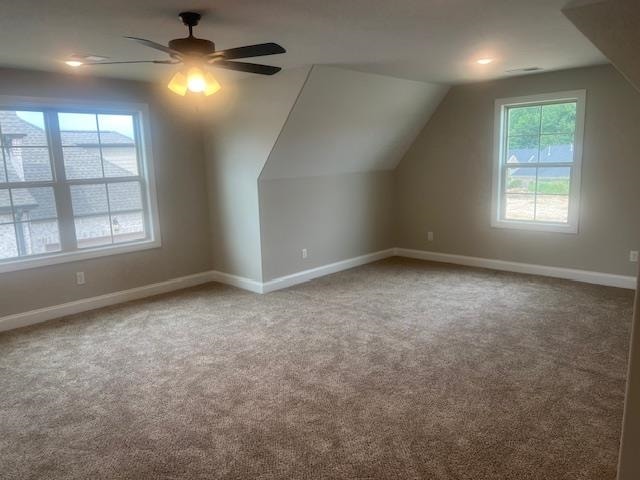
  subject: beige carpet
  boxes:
[0,258,634,479]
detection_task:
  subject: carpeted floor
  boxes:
[0,258,634,479]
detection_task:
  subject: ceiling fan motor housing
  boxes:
[168,37,216,57]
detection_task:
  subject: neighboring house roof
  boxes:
[1,111,139,219]
[0,111,48,146]
[61,130,134,146]
[509,144,573,178]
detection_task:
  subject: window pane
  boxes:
[507,105,541,137]
[102,147,138,177]
[541,102,576,134]
[4,147,52,182]
[63,146,103,179]
[0,223,18,259]
[0,189,12,224]
[0,156,6,183]
[98,115,138,177]
[58,113,99,145]
[74,215,112,248]
[15,220,61,255]
[506,167,536,194]
[12,187,58,221]
[108,182,142,212]
[98,114,135,142]
[0,110,48,146]
[505,194,535,221]
[539,134,575,163]
[536,195,569,223]
[70,184,108,216]
[536,167,571,195]
[112,211,145,243]
[507,136,539,163]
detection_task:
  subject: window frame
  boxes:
[0,95,161,274]
[491,90,586,234]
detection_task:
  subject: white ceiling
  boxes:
[0,0,606,85]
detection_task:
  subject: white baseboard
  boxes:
[2,247,635,334]
[0,271,216,333]
[394,248,637,290]
[0,249,395,333]
[262,248,395,293]
[210,271,264,294]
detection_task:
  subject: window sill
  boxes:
[491,219,578,234]
[0,239,161,274]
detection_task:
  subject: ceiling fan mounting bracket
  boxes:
[179,12,201,29]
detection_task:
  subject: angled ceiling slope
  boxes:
[260,65,449,180]
[563,0,640,92]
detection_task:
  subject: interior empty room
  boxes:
[1,1,640,479]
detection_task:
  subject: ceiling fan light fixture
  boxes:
[203,72,221,96]
[167,71,188,96]
[186,66,207,93]
[168,67,221,96]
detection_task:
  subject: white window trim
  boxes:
[0,95,161,274]
[491,90,586,234]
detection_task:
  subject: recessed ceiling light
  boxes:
[65,60,83,67]
[477,58,494,65]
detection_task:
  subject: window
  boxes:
[491,90,585,233]
[0,97,160,273]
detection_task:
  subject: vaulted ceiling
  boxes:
[260,66,448,179]
[0,0,606,84]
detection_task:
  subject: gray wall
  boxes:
[202,67,310,282]
[619,274,640,480]
[258,66,446,281]
[259,172,394,281]
[395,64,640,276]
[206,65,446,282]
[553,11,640,477]
[0,68,212,316]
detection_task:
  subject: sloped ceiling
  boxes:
[563,0,640,92]
[260,66,448,180]
[205,66,311,178]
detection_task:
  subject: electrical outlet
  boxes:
[76,271,85,285]
[302,248,308,259]
[630,251,638,263]
[427,231,434,242]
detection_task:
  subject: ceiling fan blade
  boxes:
[213,42,286,60]
[83,60,179,65]
[212,60,282,75]
[124,36,182,57]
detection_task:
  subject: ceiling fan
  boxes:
[67,11,286,96]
